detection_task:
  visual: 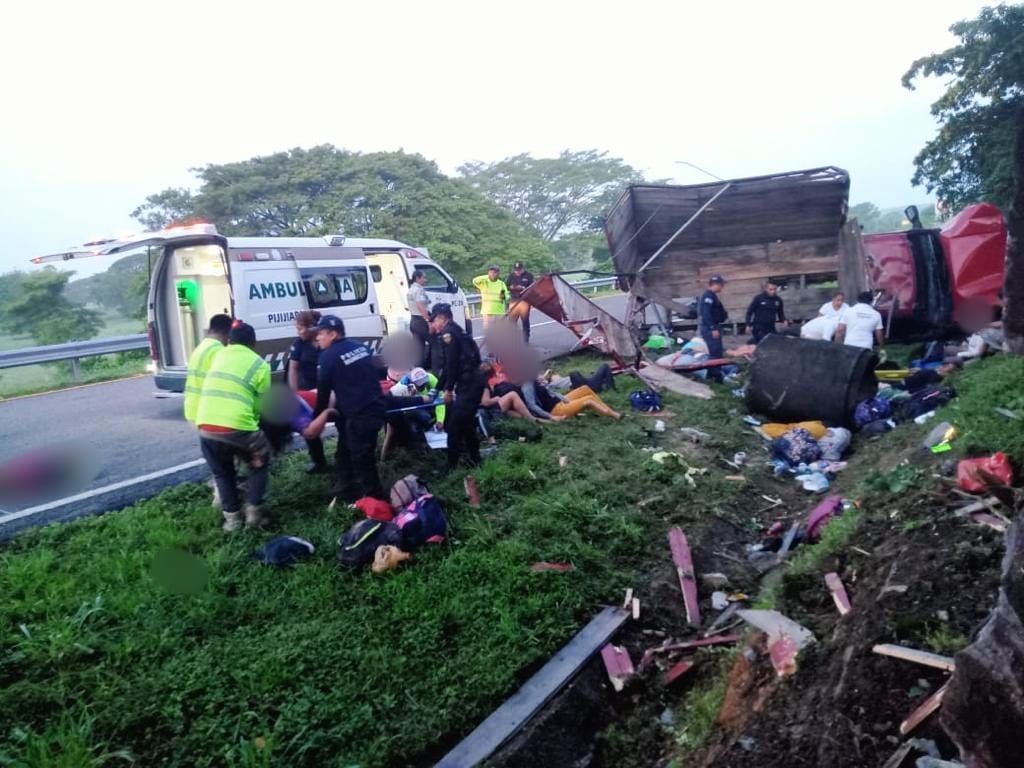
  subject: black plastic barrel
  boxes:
[745,335,878,427]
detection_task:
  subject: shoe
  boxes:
[305,462,328,475]
[222,511,243,532]
[244,504,266,529]
[211,482,222,511]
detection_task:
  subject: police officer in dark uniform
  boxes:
[699,274,729,382]
[744,281,786,343]
[428,302,485,470]
[507,260,535,343]
[305,315,387,501]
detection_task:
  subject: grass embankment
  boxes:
[0,313,148,399]
[0,357,753,767]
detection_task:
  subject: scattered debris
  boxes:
[705,602,744,638]
[663,659,695,686]
[957,452,1013,493]
[971,512,1009,533]
[622,588,633,609]
[327,496,338,511]
[805,495,844,541]
[669,527,701,628]
[558,455,568,469]
[371,545,411,574]
[872,644,956,672]
[900,682,948,735]
[600,644,635,692]
[632,597,640,621]
[530,562,573,573]
[994,407,1020,420]
[711,591,730,611]
[701,572,731,590]
[738,609,816,677]
[777,522,800,559]
[725,474,746,482]
[650,635,742,655]
[852,546,873,557]
[679,427,710,443]
[464,475,481,506]
[824,572,852,615]
[880,741,915,768]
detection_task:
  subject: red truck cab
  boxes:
[864,203,1006,336]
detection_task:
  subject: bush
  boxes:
[942,355,1024,465]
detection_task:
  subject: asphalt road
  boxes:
[0,296,627,535]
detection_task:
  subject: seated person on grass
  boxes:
[480,361,545,423]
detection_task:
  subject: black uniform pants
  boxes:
[445,397,482,469]
[334,408,385,501]
[700,325,726,382]
[410,316,431,367]
[751,323,775,343]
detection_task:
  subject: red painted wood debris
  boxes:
[663,659,695,686]
[464,475,481,506]
[600,644,635,692]
[669,527,701,628]
[900,682,948,735]
[824,572,852,615]
[654,635,741,655]
[529,562,573,573]
[971,511,1008,533]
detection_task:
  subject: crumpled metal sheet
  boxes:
[518,274,639,363]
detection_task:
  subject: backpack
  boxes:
[630,390,662,413]
[390,474,429,511]
[896,385,957,422]
[853,397,892,429]
[337,519,402,570]
[393,494,448,550]
[771,427,822,465]
[353,496,395,522]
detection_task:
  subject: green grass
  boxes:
[939,354,1024,464]
[0,366,759,767]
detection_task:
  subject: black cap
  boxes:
[314,315,345,333]
[709,274,726,285]
[488,264,500,271]
[513,261,524,270]
[428,302,453,321]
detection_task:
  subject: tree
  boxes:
[133,146,555,284]
[131,188,195,231]
[1004,106,1024,355]
[848,201,941,233]
[0,269,102,345]
[903,4,1024,211]
[64,253,150,321]
[458,150,644,241]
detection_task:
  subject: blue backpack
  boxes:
[394,494,448,550]
[854,397,892,429]
[630,390,662,413]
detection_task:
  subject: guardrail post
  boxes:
[70,357,81,382]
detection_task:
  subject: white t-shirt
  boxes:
[407,282,428,316]
[800,315,838,341]
[840,303,883,349]
[819,300,851,319]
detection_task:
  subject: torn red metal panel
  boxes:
[769,634,801,677]
[529,562,573,573]
[900,682,948,735]
[600,644,635,692]
[663,659,695,686]
[519,274,639,364]
[669,527,701,628]
[824,572,852,615]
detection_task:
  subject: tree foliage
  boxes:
[0,269,102,345]
[903,4,1024,211]
[458,149,644,241]
[132,146,554,283]
[848,201,939,233]
[64,254,150,320]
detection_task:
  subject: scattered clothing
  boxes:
[800,315,838,341]
[818,428,851,461]
[762,421,828,440]
[772,428,822,464]
[253,536,315,567]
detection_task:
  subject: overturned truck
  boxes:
[604,167,1006,340]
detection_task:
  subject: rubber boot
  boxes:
[222,511,243,532]
[244,503,266,529]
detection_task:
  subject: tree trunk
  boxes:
[1004,105,1024,355]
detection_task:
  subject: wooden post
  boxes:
[837,219,869,298]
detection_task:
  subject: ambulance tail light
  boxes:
[147,322,159,362]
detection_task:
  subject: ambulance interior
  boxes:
[153,243,232,368]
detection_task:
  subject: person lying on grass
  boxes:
[480,361,545,422]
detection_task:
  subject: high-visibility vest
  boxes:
[183,337,224,423]
[194,344,270,432]
[472,275,509,316]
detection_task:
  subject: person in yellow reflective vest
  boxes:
[472,265,508,330]
[195,322,272,531]
[183,314,232,423]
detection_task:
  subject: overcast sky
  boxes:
[0,0,989,279]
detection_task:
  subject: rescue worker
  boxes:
[507,260,535,342]
[407,269,431,366]
[698,274,729,382]
[429,302,485,470]
[287,310,327,473]
[745,281,786,343]
[183,313,232,424]
[304,315,387,501]
[472,265,508,331]
[194,321,272,531]
[835,291,884,350]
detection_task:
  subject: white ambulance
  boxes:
[33,222,471,392]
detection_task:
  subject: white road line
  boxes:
[0,459,206,525]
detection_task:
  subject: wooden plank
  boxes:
[436,607,629,768]
[971,512,1009,533]
[900,683,948,735]
[600,644,635,692]
[880,741,916,768]
[663,659,695,686]
[669,527,701,628]
[836,219,869,298]
[652,634,741,654]
[872,644,956,672]
[637,364,714,400]
[824,572,852,615]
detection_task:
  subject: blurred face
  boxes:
[514,266,524,275]
[429,315,448,333]
[488,268,499,280]
[832,294,845,310]
[415,273,427,285]
[296,322,316,341]
[711,282,723,293]
[316,328,339,349]
[765,283,777,296]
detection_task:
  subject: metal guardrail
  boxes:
[0,277,621,375]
